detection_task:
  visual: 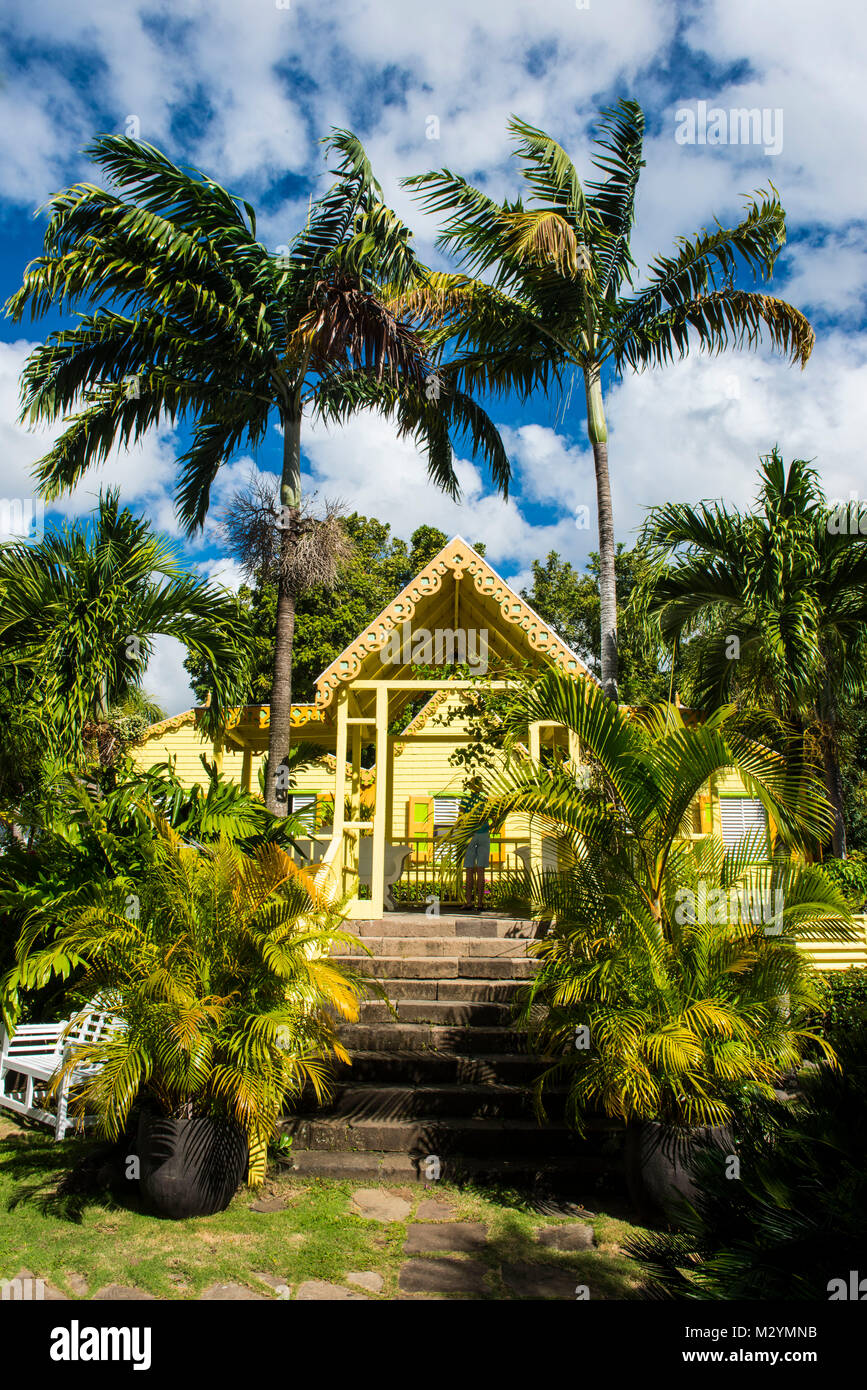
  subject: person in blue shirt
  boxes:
[460,776,491,912]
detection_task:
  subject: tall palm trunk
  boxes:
[821,717,847,860]
[265,413,302,815]
[823,741,847,859]
[585,364,618,699]
[815,683,847,858]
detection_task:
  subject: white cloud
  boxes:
[474,333,867,553]
[194,556,247,592]
[0,338,182,531]
[300,406,588,582]
[598,336,867,536]
[143,635,196,719]
[776,233,867,322]
[500,423,592,515]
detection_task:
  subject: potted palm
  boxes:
[458,673,856,1217]
[8,820,363,1216]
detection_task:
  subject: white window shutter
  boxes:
[719,798,768,848]
[433,798,460,827]
[289,794,316,828]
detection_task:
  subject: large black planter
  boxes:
[624,1120,732,1222]
[137,1112,247,1219]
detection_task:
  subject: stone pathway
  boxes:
[347,1271,384,1293]
[347,1186,596,1300]
[349,1186,413,1222]
[536,1223,595,1251]
[415,1198,459,1220]
[6,1268,68,1301]
[254,1272,292,1296]
[404,1222,488,1254]
[501,1264,581,1299]
[296,1280,370,1301]
[200,1282,268,1301]
[399,1258,490,1295]
[0,1186,598,1303]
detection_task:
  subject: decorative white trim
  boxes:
[314,535,592,709]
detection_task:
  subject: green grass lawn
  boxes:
[0,1117,650,1300]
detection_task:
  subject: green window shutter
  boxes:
[407,796,434,860]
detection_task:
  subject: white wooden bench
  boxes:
[0,1006,120,1140]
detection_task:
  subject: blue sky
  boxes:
[1,0,865,711]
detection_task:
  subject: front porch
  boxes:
[220,679,576,919]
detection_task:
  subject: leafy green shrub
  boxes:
[0,767,308,1023]
[821,967,867,1037]
[4,825,364,1184]
[821,851,867,910]
[625,1026,867,1299]
[466,673,852,1131]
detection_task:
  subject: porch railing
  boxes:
[392,836,534,906]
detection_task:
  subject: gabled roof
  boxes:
[140,539,593,745]
[138,709,198,741]
[314,534,592,712]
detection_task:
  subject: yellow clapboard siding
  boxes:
[797,917,867,972]
[133,718,217,786]
[715,770,752,796]
[133,717,336,796]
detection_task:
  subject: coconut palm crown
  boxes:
[6,130,511,811]
[638,450,867,855]
[0,490,250,765]
[403,101,814,697]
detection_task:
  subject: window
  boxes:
[433,798,460,827]
[719,798,768,850]
[288,794,316,829]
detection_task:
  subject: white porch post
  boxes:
[350,725,362,821]
[385,732,395,843]
[529,720,542,879]
[333,690,349,895]
[370,684,389,918]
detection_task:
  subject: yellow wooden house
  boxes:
[133,535,866,966]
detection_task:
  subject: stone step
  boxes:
[352,916,542,940]
[358,999,513,1026]
[333,1050,548,1085]
[285,1150,611,1185]
[300,1082,567,1121]
[332,956,538,980]
[340,937,534,959]
[285,1150,421,1181]
[300,923,589,1187]
[461,958,538,979]
[374,978,525,1004]
[339,1022,526,1053]
[285,1114,597,1157]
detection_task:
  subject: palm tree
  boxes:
[0,490,250,767]
[456,672,851,1136]
[6,132,510,812]
[639,450,867,856]
[6,822,364,1184]
[403,101,814,698]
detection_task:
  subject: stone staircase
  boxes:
[284,914,622,1194]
